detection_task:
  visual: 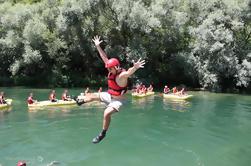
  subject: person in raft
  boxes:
[140,84,147,94]
[49,90,57,102]
[163,85,170,94]
[172,86,178,94]
[27,93,37,104]
[75,35,145,143]
[177,87,186,95]
[98,87,102,93]
[84,87,90,95]
[17,161,26,166]
[0,91,7,104]
[147,84,153,92]
[62,89,71,101]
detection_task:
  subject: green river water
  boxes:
[0,87,251,166]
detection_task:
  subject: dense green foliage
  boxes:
[0,0,250,92]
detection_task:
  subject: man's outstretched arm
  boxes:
[120,58,145,78]
[92,36,109,64]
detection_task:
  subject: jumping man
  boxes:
[76,36,145,143]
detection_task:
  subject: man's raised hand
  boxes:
[133,58,145,69]
[92,36,103,46]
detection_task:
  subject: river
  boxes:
[0,87,251,166]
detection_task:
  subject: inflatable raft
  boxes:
[0,99,12,110]
[163,93,193,100]
[28,100,76,108]
[132,91,155,98]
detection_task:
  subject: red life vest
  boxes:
[107,71,127,96]
[27,96,34,104]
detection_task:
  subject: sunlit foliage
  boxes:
[0,0,250,92]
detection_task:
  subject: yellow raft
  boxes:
[28,100,76,108]
[132,91,155,98]
[163,93,193,100]
[0,99,12,110]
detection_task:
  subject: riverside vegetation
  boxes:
[0,0,250,93]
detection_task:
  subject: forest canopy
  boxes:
[0,0,250,92]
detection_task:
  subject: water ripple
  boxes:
[161,141,205,166]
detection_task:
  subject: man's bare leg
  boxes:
[92,107,117,144]
[75,93,100,105]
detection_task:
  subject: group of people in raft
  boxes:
[25,85,186,105]
[163,86,186,95]
[1,35,187,147]
[132,83,153,94]
[0,84,186,106]
[131,83,186,95]
[26,87,103,105]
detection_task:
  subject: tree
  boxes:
[185,0,251,91]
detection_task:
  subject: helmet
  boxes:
[105,58,120,68]
[17,161,26,166]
